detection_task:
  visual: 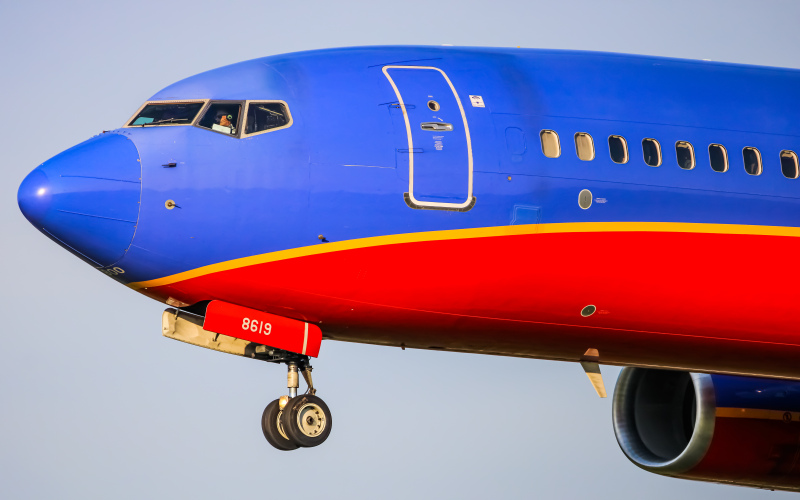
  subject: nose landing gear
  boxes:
[280,394,331,448]
[259,351,332,451]
[261,398,299,451]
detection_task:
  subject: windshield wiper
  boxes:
[257,106,284,117]
[141,117,190,126]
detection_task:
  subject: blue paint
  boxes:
[18,133,141,267]
[511,205,540,225]
[385,66,471,204]
[712,375,800,412]
[16,46,800,283]
[504,127,526,156]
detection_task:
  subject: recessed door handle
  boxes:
[420,122,453,132]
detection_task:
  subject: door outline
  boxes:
[382,65,475,210]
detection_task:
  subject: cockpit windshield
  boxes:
[246,103,289,134]
[128,102,205,126]
[197,102,242,136]
[125,99,290,137]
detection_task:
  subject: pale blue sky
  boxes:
[2,1,799,498]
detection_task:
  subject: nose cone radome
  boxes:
[17,168,52,225]
[18,133,142,267]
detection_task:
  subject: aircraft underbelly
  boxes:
[138,227,800,377]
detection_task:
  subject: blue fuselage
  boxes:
[17,46,800,376]
[22,46,800,282]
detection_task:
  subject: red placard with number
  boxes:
[203,300,321,357]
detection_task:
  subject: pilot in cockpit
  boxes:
[211,109,236,135]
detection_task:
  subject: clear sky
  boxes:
[2,1,799,498]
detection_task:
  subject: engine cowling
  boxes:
[613,367,800,492]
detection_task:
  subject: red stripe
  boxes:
[140,231,800,377]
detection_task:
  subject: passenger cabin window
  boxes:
[608,135,628,164]
[780,150,799,179]
[540,130,561,158]
[128,101,205,126]
[743,147,762,176]
[709,144,728,172]
[245,102,290,135]
[197,102,243,136]
[675,141,695,170]
[642,138,662,167]
[574,133,595,161]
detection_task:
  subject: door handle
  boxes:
[420,122,453,132]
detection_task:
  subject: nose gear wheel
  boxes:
[261,399,299,451]
[281,395,332,447]
[256,347,332,450]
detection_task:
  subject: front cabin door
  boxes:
[382,66,474,210]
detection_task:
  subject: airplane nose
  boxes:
[17,168,52,225]
[18,133,142,268]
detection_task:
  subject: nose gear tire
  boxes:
[280,394,332,448]
[262,399,300,451]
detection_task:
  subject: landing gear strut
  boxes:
[256,348,332,451]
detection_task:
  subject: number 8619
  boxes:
[242,317,271,335]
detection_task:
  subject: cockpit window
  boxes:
[197,102,243,136]
[245,102,290,135]
[128,101,205,126]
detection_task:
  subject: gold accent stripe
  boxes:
[716,407,800,422]
[128,221,800,290]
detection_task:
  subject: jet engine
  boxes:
[612,368,800,492]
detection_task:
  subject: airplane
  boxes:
[16,45,800,491]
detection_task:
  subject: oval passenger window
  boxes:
[676,141,695,170]
[709,144,728,172]
[540,130,561,158]
[574,133,595,161]
[780,150,799,179]
[642,138,662,167]
[608,135,628,164]
[743,147,762,176]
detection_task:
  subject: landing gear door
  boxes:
[382,66,475,211]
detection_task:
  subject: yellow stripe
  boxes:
[716,407,800,422]
[127,221,800,290]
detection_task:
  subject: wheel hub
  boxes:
[296,403,327,437]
